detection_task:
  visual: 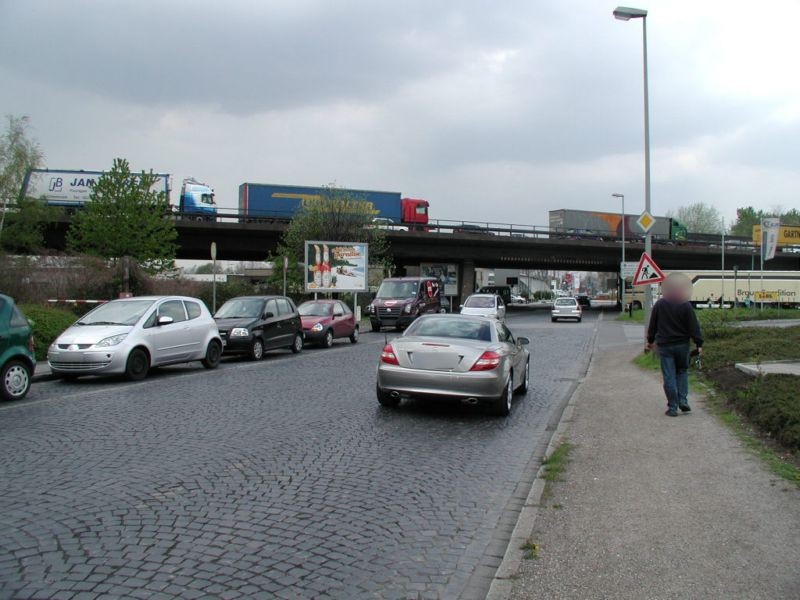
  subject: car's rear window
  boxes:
[405,318,492,342]
[464,296,495,308]
[555,299,577,306]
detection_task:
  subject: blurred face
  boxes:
[662,274,692,302]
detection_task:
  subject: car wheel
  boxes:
[290,333,303,354]
[515,359,530,395]
[439,307,447,314]
[376,384,400,407]
[322,330,334,348]
[249,338,264,361]
[202,340,222,369]
[1,360,31,401]
[577,317,582,323]
[349,327,359,344]
[492,375,513,417]
[371,322,381,333]
[125,348,150,381]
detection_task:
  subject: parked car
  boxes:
[214,295,303,359]
[298,300,358,348]
[376,314,530,416]
[366,277,442,332]
[478,285,513,305]
[551,297,582,322]
[0,294,36,401]
[460,293,506,320]
[576,295,592,308]
[510,294,526,304]
[48,296,222,381]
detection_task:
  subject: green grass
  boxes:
[700,325,800,371]
[616,309,645,322]
[520,539,541,560]
[541,441,574,482]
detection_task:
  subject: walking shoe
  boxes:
[665,410,678,417]
[679,404,691,413]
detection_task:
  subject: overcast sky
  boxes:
[2,0,798,228]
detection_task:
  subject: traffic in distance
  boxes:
[21,170,800,254]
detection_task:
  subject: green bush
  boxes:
[19,303,79,361]
[733,375,800,451]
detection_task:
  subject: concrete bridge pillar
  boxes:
[460,260,475,302]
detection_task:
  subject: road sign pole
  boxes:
[210,242,218,314]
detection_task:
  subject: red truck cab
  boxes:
[401,198,429,228]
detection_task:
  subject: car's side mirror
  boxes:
[517,337,530,346]
[157,315,174,326]
[263,312,274,319]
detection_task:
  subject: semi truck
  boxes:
[624,270,800,309]
[21,169,217,220]
[549,209,687,242]
[238,183,429,228]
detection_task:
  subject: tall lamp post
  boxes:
[613,5,653,326]
[612,193,626,310]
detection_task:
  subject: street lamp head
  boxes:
[613,6,648,20]
[612,193,624,198]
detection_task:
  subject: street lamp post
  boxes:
[614,6,653,327]
[612,193,625,311]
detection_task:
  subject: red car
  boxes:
[298,300,359,348]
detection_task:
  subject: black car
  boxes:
[214,296,303,360]
[576,295,592,308]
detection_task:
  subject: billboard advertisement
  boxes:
[304,241,368,292]
[420,263,459,296]
[22,169,171,207]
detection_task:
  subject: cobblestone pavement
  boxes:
[0,309,601,599]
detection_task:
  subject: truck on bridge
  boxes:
[238,183,429,228]
[21,169,217,220]
[549,208,687,242]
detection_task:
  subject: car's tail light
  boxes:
[381,344,399,365]
[470,350,501,371]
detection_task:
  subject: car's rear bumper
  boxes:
[377,364,505,399]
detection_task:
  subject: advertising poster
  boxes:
[420,263,459,296]
[304,241,368,292]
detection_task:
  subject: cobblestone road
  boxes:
[0,309,600,599]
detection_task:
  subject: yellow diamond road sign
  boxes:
[637,211,655,233]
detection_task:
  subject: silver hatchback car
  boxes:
[376,314,530,416]
[551,297,582,323]
[48,296,223,381]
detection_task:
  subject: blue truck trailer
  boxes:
[238,182,429,226]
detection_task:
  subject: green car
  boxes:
[0,294,36,401]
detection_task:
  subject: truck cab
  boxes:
[179,178,217,221]
[401,197,429,229]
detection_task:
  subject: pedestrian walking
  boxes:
[646,273,704,417]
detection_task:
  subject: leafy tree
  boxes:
[668,201,723,234]
[729,206,765,237]
[0,115,44,244]
[266,186,392,294]
[781,208,800,226]
[0,197,61,253]
[194,262,225,274]
[67,158,177,291]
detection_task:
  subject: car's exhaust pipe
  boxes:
[390,391,401,399]
[462,397,479,405]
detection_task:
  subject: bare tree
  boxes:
[667,201,723,234]
[0,115,44,241]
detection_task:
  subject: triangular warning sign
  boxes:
[632,252,666,286]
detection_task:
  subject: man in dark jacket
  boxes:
[646,273,704,417]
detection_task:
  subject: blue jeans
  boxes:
[658,343,689,413]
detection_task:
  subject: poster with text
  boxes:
[305,241,368,292]
[420,263,459,296]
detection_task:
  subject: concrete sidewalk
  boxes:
[502,344,800,599]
